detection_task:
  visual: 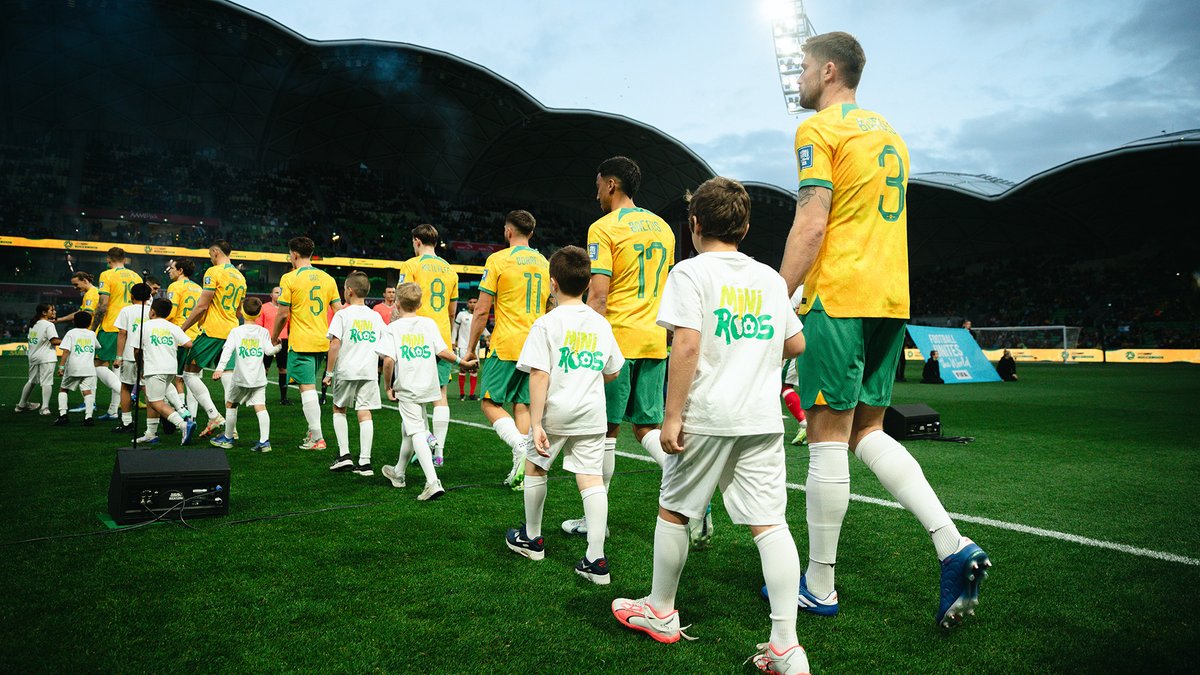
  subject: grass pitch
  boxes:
[0,361,1198,673]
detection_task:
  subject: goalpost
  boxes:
[971,325,1083,363]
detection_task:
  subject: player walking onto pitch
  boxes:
[53,311,98,425]
[776,31,990,628]
[398,224,459,465]
[504,246,625,585]
[209,297,280,452]
[166,259,203,421]
[92,247,143,421]
[562,156,677,539]
[611,178,810,675]
[180,240,247,438]
[464,210,550,489]
[324,271,387,476]
[271,237,342,450]
[452,297,487,401]
[15,303,60,415]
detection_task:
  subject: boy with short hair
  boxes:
[54,312,99,426]
[610,177,810,674]
[504,246,624,585]
[377,282,470,501]
[135,299,197,446]
[324,271,387,476]
[210,297,280,452]
[112,282,153,435]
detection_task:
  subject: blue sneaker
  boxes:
[760,574,839,617]
[251,440,272,453]
[69,403,86,413]
[210,434,234,450]
[505,524,545,561]
[937,538,991,628]
[180,419,197,446]
[96,412,119,422]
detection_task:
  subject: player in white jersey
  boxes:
[452,297,489,401]
[504,247,624,585]
[112,283,154,434]
[134,299,198,446]
[210,297,280,453]
[15,303,60,415]
[610,178,810,675]
[53,312,99,425]
[377,283,472,501]
[324,272,387,476]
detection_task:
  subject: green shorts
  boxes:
[96,330,118,362]
[605,358,666,426]
[481,355,529,405]
[288,351,326,386]
[176,346,189,376]
[797,308,906,411]
[187,335,226,370]
[437,359,452,387]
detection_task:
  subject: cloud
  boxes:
[689,129,798,189]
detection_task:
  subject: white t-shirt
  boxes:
[59,328,99,377]
[517,304,624,435]
[115,303,151,361]
[216,324,280,388]
[377,316,448,403]
[656,251,802,436]
[138,318,192,376]
[26,319,58,364]
[453,309,489,353]
[327,304,387,381]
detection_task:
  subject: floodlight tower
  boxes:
[771,0,817,115]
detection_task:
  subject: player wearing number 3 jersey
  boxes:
[466,210,550,489]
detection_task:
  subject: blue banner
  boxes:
[905,325,1001,384]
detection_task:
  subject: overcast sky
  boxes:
[237,0,1200,190]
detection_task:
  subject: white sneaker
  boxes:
[611,597,695,644]
[38,407,53,416]
[561,517,610,537]
[747,643,811,675]
[134,433,159,444]
[381,464,406,488]
[417,480,445,501]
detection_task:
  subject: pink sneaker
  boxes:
[611,597,695,644]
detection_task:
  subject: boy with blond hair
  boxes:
[324,271,387,476]
[210,296,280,452]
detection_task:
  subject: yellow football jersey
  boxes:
[96,267,143,333]
[587,207,675,359]
[279,266,341,352]
[794,103,909,319]
[81,286,99,316]
[398,254,460,348]
[200,264,246,339]
[478,246,549,361]
[167,278,204,338]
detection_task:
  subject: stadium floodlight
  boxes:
[770,0,817,115]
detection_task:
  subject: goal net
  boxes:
[971,325,1082,361]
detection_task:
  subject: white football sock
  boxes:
[332,412,350,457]
[602,437,617,489]
[640,429,667,468]
[164,387,187,417]
[396,435,414,474]
[648,516,690,612]
[411,432,438,484]
[256,410,270,443]
[18,379,34,406]
[145,417,159,437]
[224,408,238,439]
[95,366,121,413]
[805,441,850,598]
[40,384,52,410]
[300,389,322,438]
[581,485,608,560]
[492,416,523,450]
[83,393,95,418]
[185,384,199,420]
[432,405,450,459]
[121,411,133,426]
[756,526,801,649]
[523,472,548,538]
[183,372,219,419]
[855,430,960,560]
[220,372,233,401]
[359,419,373,464]
[58,392,68,416]
[166,411,186,428]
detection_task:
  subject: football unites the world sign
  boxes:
[904,325,1001,384]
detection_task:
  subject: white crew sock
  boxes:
[640,429,667,468]
[83,393,95,418]
[523,473,548,537]
[166,411,186,428]
[300,389,322,438]
[224,408,238,440]
[121,411,133,426]
[602,437,617,489]
[432,405,450,459]
[856,429,961,560]
[396,435,414,474]
[805,441,850,598]
[146,417,159,437]
[332,412,350,457]
[256,410,270,443]
[648,516,690,612]
[581,485,608,561]
[359,419,373,464]
[756,526,801,649]
[58,392,68,416]
[183,372,219,419]
[40,384,52,410]
[164,387,187,418]
[411,432,438,484]
[95,366,121,413]
[492,416,523,450]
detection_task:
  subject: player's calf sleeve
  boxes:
[469,373,477,395]
[640,429,667,468]
[649,516,689,612]
[332,412,350,456]
[183,372,219,418]
[256,410,270,443]
[755,525,801,649]
[300,389,322,437]
[581,485,608,560]
[432,405,450,456]
[855,430,960,559]
[358,419,373,464]
[523,474,548,537]
[58,392,68,416]
[458,373,466,396]
[806,441,850,597]
[781,387,805,423]
[602,438,617,489]
[492,416,523,450]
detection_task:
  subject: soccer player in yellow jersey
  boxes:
[166,258,203,420]
[271,236,343,450]
[561,156,676,538]
[92,247,143,420]
[398,224,459,464]
[181,240,246,437]
[464,210,549,488]
[57,271,99,327]
[776,31,989,629]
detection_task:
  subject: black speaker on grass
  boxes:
[884,403,942,440]
[107,448,230,525]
